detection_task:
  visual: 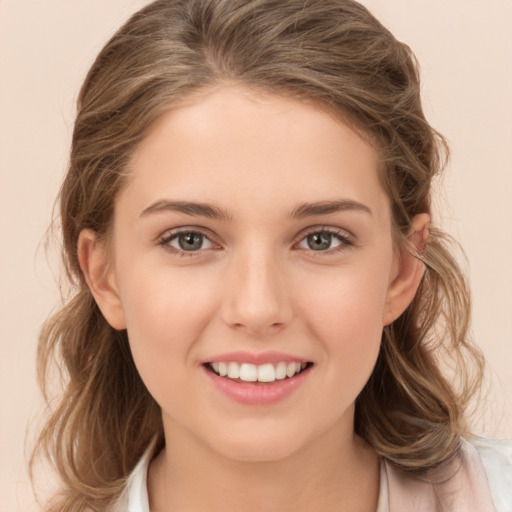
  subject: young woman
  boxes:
[32,0,512,510]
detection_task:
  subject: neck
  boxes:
[148,418,380,512]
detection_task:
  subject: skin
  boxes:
[79,85,429,511]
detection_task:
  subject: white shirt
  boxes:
[113,437,512,512]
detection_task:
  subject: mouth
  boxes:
[204,361,313,384]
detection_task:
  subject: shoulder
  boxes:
[111,436,512,512]
[109,441,155,512]
[468,436,512,512]
[384,436,512,512]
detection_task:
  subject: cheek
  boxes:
[301,258,391,337]
[119,258,220,329]
[298,255,391,381]
[116,263,220,390]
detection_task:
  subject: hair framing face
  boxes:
[32,1,484,509]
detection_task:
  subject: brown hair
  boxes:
[32,0,484,509]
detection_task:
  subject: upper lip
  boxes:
[203,351,311,365]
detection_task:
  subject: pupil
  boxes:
[179,233,202,250]
[308,233,331,251]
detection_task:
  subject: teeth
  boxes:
[275,362,287,380]
[218,362,228,376]
[209,361,308,382]
[239,363,257,382]
[257,363,275,382]
[227,362,239,379]
[286,362,297,378]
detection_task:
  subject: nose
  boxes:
[221,245,293,336]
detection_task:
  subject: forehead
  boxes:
[122,85,390,227]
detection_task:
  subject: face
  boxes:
[84,85,415,463]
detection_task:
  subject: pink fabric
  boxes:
[385,439,497,511]
[115,437,506,511]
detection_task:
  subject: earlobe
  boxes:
[77,229,127,330]
[382,214,430,326]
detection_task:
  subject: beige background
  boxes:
[1,1,511,510]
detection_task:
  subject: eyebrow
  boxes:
[289,199,372,218]
[140,200,234,221]
[140,199,372,220]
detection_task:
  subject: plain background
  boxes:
[1,1,511,510]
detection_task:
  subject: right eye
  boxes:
[159,230,215,256]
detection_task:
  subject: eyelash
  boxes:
[297,228,354,257]
[157,226,354,258]
[158,228,215,257]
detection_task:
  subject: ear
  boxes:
[382,214,430,326]
[77,229,127,330]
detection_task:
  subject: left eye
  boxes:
[164,231,214,252]
[297,231,348,251]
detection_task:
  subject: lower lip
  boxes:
[202,365,311,405]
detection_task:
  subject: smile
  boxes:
[202,353,314,405]
[207,361,310,383]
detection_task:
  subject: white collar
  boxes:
[114,437,508,512]
[115,444,389,512]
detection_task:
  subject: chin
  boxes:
[202,421,314,463]
[216,439,301,463]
